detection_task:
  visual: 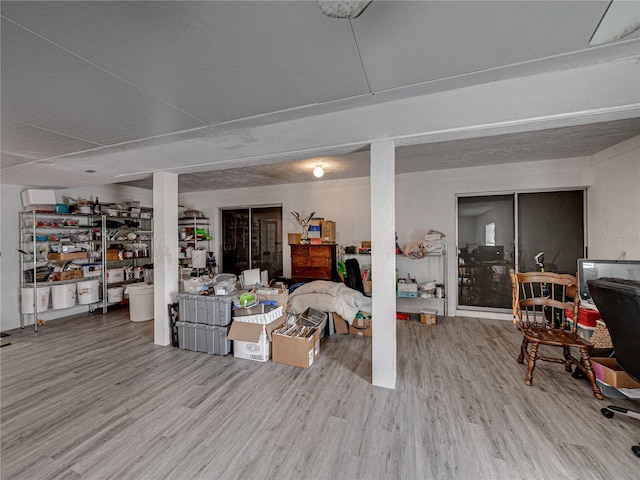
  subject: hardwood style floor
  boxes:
[1,310,638,480]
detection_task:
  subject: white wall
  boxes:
[178,176,373,278]
[1,184,26,331]
[4,140,634,331]
[588,135,640,260]
[179,155,593,318]
[1,184,152,332]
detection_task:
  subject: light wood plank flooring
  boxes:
[1,310,638,479]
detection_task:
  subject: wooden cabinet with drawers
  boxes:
[290,243,337,283]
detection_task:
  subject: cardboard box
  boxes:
[350,317,372,336]
[333,312,350,335]
[592,358,640,389]
[420,309,437,325]
[82,264,102,277]
[51,269,83,282]
[333,313,372,337]
[272,326,320,368]
[106,268,124,284]
[288,233,301,244]
[106,249,122,261]
[48,251,88,261]
[321,220,335,243]
[228,314,285,362]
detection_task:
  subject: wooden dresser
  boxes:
[290,244,337,284]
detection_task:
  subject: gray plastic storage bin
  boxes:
[213,325,231,355]
[178,292,240,326]
[176,321,230,355]
[177,321,196,351]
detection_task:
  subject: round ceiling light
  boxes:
[313,165,324,178]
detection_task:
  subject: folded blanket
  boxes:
[287,280,372,323]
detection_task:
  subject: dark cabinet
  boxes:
[290,244,337,283]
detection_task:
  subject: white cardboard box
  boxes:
[233,331,270,362]
[106,268,124,284]
[228,314,284,362]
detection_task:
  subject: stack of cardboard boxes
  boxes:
[296,218,336,245]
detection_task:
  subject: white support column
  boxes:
[370,140,396,389]
[153,172,179,346]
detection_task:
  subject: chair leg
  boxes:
[524,342,539,386]
[563,346,573,372]
[579,347,604,400]
[517,337,529,364]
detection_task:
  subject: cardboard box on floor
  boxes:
[333,313,372,337]
[272,328,320,368]
[420,309,437,325]
[592,358,640,389]
[228,315,284,362]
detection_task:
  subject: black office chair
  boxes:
[587,278,640,458]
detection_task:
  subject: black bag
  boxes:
[344,258,365,294]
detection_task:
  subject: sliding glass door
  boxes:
[457,190,584,311]
[221,206,283,279]
[458,195,514,309]
[517,191,584,274]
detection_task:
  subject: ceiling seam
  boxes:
[1,15,211,126]
[349,19,372,94]
[1,118,107,148]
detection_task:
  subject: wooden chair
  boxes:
[509,269,603,399]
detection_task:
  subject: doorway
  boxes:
[457,190,584,311]
[221,206,283,280]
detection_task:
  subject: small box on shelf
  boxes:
[51,270,83,282]
[106,249,121,261]
[48,251,88,261]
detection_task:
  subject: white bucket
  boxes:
[77,279,100,304]
[125,284,154,322]
[21,286,51,314]
[107,287,124,303]
[51,283,77,309]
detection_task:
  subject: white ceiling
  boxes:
[1,1,639,192]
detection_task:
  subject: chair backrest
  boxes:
[587,278,640,383]
[510,269,579,332]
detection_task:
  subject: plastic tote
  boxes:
[77,280,100,304]
[51,283,77,309]
[21,286,51,314]
[125,284,154,322]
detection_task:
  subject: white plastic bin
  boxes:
[21,286,50,314]
[125,284,154,322]
[77,280,100,304]
[51,283,77,309]
[107,287,124,303]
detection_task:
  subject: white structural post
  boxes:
[370,140,397,389]
[153,171,179,346]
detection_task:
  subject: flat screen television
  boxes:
[477,245,504,262]
[578,259,640,301]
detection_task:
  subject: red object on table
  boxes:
[565,307,601,328]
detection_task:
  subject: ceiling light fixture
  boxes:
[317,1,372,19]
[313,165,324,178]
